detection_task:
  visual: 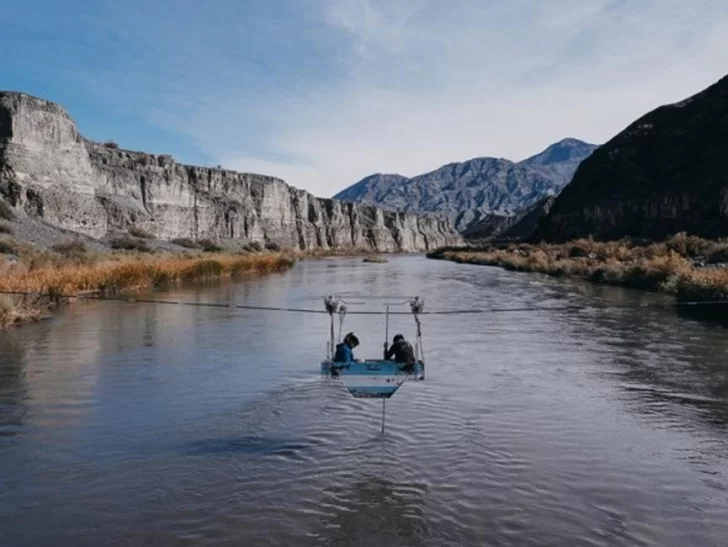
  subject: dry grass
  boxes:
[0,239,295,329]
[676,268,728,302]
[0,252,294,296]
[432,233,728,302]
[0,294,62,329]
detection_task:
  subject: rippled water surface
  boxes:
[2,256,728,546]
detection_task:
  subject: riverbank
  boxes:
[427,234,728,303]
[0,239,295,328]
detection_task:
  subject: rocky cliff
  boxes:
[334,139,597,232]
[533,74,728,243]
[0,92,460,252]
[463,196,556,241]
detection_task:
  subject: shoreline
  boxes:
[427,235,728,305]
[0,250,296,330]
[0,244,427,330]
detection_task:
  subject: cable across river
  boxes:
[1,289,727,315]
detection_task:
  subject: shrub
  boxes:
[102,140,120,149]
[0,238,18,255]
[171,237,199,249]
[180,259,224,281]
[704,244,728,264]
[0,223,14,235]
[129,226,155,239]
[110,236,151,253]
[52,240,87,254]
[197,238,223,252]
[666,232,713,258]
[0,200,14,221]
[245,241,263,252]
[265,241,282,252]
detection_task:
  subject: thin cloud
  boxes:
[223,0,728,196]
[5,0,727,198]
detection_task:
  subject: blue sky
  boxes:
[2,0,728,197]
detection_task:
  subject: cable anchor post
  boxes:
[409,296,424,362]
[324,295,339,360]
[383,304,390,359]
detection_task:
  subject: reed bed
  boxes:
[430,233,728,302]
[0,252,294,295]
[0,239,295,328]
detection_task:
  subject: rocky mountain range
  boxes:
[334,138,598,232]
[0,91,461,253]
[533,73,728,243]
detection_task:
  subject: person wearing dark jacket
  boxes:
[385,334,416,371]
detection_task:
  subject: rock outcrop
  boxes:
[334,139,597,232]
[463,196,556,241]
[533,73,728,243]
[0,91,460,252]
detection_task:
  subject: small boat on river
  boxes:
[320,296,425,400]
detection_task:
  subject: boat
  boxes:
[320,295,425,400]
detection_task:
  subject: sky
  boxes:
[2,0,728,197]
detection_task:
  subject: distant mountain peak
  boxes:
[333,138,598,232]
[520,138,599,167]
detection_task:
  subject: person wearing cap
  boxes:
[384,334,416,371]
[333,332,360,363]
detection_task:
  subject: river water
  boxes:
[1,255,727,546]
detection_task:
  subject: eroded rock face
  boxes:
[0,92,461,251]
[533,73,728,243]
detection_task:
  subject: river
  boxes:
[1,255,727,546]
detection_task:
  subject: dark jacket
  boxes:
[333,342,354,363]
[385,340,415,365]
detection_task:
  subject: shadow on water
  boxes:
[676,303,728,329]
[0,331,29,438]
[183,436,325,459]
[306,475,431,547]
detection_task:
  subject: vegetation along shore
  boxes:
[427,233,728,304]
[0,235,297,329]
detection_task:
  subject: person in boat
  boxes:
[385,334,416,371]
[333,332,360,363]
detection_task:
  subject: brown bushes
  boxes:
[437,234,728,302]
[0,246,295,329]
[0,252,295,296]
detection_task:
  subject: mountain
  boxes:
[533,74,728,243]
[334,139,598,232]
[463,196,556,241]
[0,91,461,252]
